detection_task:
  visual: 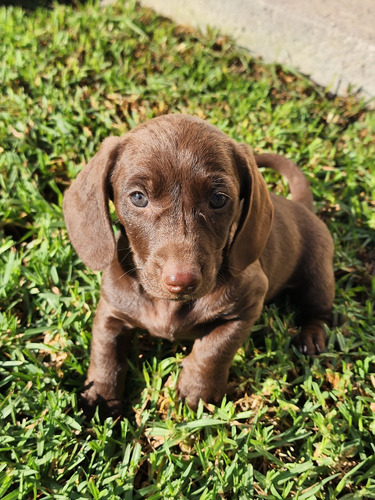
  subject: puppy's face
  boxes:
[64,114,273,301]
[111,116,242,301]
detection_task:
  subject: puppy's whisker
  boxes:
[228,266,255,280]
[117,266,142,281]
[215,271,228,287]
[119,249,133,265]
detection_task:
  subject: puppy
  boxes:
[63,114,334,417]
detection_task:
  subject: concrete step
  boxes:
[139,0,375,99]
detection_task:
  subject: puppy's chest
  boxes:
[110,284,229,341]
[136,299,214,341]
[104,268,239,340]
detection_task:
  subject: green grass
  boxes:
[1,0,375,498]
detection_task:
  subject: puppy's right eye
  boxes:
[130,192,148,208]
[209,192,228,209]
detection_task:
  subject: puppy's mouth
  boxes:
[139,271,215,303]
[145,285,209,303]
[165,289,206,302]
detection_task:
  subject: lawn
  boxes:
[1,0,375,498]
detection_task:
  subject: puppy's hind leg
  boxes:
[293,251,335,356]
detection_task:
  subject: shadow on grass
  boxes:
[0,0,88,9]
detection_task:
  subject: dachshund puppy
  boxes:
[63,114,334,417]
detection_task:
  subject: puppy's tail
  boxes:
[254,153,314,212]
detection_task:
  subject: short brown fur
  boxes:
[63,114,334,417]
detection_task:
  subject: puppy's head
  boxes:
[63,114,273,301]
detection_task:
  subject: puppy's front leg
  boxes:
[177,268,268,410]
[80,298,134,419]
[177,320,256,411]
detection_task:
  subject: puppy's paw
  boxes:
[177,366,227,411]
[79,381,123,421]
[294,323,326,356]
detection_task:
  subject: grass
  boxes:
[1,0,375,498]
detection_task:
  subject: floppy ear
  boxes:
[63,136,122,271]
[229,143,274,276]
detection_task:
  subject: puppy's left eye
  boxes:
[130,192,148,208]
[209,193,228,209]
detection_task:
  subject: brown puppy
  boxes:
[63,114,334,418]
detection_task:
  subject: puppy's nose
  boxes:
[162,270,200,294]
